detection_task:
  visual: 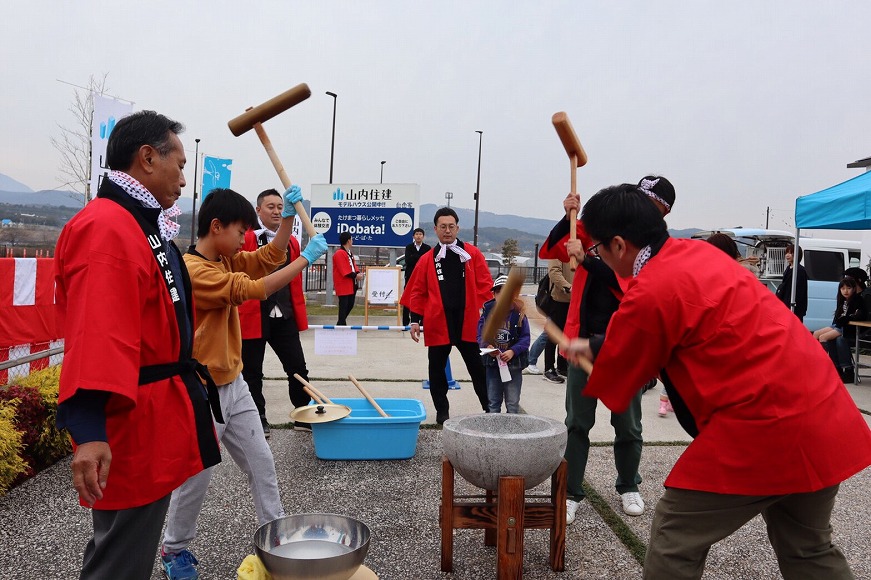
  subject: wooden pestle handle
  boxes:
[543,319,593,375]
[302,385,323,405]
[251,121,317,239]
[294,373,332,404]
[348,375,389,417]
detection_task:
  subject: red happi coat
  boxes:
[539,220,624,340]
[332,247,359,297]
[239,231,308,337]
[55,195,216,510]
[400,243,493,346]
[585,238,871,495]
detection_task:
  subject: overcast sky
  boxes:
[2,0,870,236]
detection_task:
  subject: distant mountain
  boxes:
[0,189,83,208]
[419,204,559,237]
[0,173,33,193]
[0,171,701,255]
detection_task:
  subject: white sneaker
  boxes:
[621,492,645,516]
[523,364,542,375]
[566,499,580,525]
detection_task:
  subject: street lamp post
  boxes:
[326,91,337,184]
[474,130,483,246]
[189,138,200,247]
[325,91,338,307]
[445,191,453,207]
[380,160,386,184]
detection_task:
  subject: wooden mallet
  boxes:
[541,317,593,375]
[484,268,594,373]
[551,112,588,271]
[228,83,317,238]
[481,268,525,346]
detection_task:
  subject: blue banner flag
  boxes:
[201,156,232,200]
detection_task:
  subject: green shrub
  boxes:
[0,365,71,494]
[0,401,27,494]
[15,366,71,468]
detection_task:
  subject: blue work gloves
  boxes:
[301,234,328,264]
[282,185,303,218]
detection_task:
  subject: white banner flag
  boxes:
[90,94,133,199]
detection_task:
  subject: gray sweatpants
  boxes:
[162,374,285,553]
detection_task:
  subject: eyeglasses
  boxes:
[436,224,458,232]
[585,242,603,258]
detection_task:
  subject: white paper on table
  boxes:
[498,357,512,382]
[314,328,358,355]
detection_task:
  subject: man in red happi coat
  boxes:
[401,207,492,423]
[564,183,871,579]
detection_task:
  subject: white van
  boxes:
[690,228,861,331]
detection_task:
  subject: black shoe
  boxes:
[260,416,271,439]
[543,369,565,384]
[294,421,312,432]
[841,367,855,383]
[642,378,657,393]
[436,410,450,425]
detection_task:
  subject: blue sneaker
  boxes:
[162,549,199,580]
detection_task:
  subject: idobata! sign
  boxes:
[310,183,420,248]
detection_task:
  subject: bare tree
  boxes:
[51,74,110,206]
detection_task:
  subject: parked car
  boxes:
[691,228,861,331]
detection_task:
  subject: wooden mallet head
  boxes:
[551,112,588,167]
[481,268,525,345]
[228,83,312,136]
[552,111,587,271]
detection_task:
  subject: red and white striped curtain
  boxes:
[0,258,62,384]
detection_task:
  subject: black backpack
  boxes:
[534,273,554,313]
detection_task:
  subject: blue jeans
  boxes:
[528,332,547,366]
[486,365,522,413]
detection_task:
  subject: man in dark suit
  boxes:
[402,227,431,326]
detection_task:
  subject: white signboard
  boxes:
[314,328,357,355]
[365,267,401,305]
[310,183,420,248]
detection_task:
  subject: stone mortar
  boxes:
[442,413,567,490]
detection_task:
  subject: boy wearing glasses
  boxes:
[401,207,493,423]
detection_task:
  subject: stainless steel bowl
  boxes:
[254,513,370,580]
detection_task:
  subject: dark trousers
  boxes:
[644,485,852,579]
[427,340,488,415]
[337,294,356,326]
[544,301,570,374]
[241,316,311,415]
[824,335,854,370]
[80,494,171,579]
[565,364,643,501]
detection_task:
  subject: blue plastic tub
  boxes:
[310,398,426,460]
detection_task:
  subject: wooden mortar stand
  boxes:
[440,457,567,578]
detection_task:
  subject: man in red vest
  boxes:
[239,189,312,436]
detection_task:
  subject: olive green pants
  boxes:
[564,365,643,501]
[644,484,854,579]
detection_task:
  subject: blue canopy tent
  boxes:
[795,170,871,230]
[788,170,871,312]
